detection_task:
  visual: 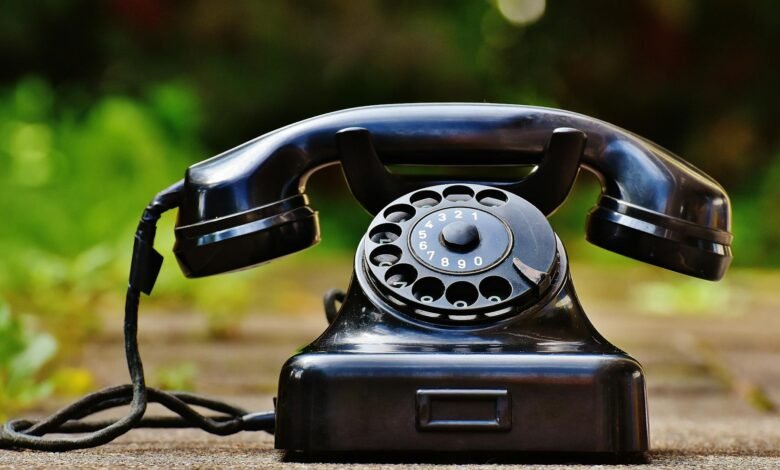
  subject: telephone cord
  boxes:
[0,183,275,451]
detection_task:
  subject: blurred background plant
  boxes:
[0,0,778,415]
[0,301,56,420]
[153,362,198,391]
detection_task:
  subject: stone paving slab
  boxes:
[2,406,779,470]
[2,266,779,468]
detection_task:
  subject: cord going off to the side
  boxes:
[1,181,275,452]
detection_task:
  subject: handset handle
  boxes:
[337,126,586,215]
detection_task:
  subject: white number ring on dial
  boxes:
[409,207,511,274]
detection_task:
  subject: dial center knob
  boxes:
[409,207,510,274]
[441,221,480,252]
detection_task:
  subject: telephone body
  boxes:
[170,104,732,456]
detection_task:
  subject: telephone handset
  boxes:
[174,104,731,282]
[3,104,732,457]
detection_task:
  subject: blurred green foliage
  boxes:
[0,1,778,346]
[0,302,56,418]
[153,362,198,392]
[0,77,202,343]
[0,77,198,258]
[630,279,735,317]
[2,0,775,263]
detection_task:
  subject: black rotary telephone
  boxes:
[2,104,732,458]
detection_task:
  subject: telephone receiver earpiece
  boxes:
[172,104,732,280]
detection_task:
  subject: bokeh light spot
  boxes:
[497,0,546,26]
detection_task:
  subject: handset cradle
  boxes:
[336,126,587,215]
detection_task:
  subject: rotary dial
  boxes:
[360,184,559,324]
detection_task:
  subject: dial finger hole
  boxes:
[409,190,442,209]
[442,185,475,202]
[384,204,415,223]
[369,223,402,244]
[369,245,402,267]
[479,276,512,302]
[476,189,509,207]
[445,281,479,308]
[412,277,445,303]
[384,264,418,289]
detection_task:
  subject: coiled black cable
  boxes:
[0,182,275,451]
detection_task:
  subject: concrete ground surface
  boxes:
[1,266,779,468]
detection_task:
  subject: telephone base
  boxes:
[274,352,648,454]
